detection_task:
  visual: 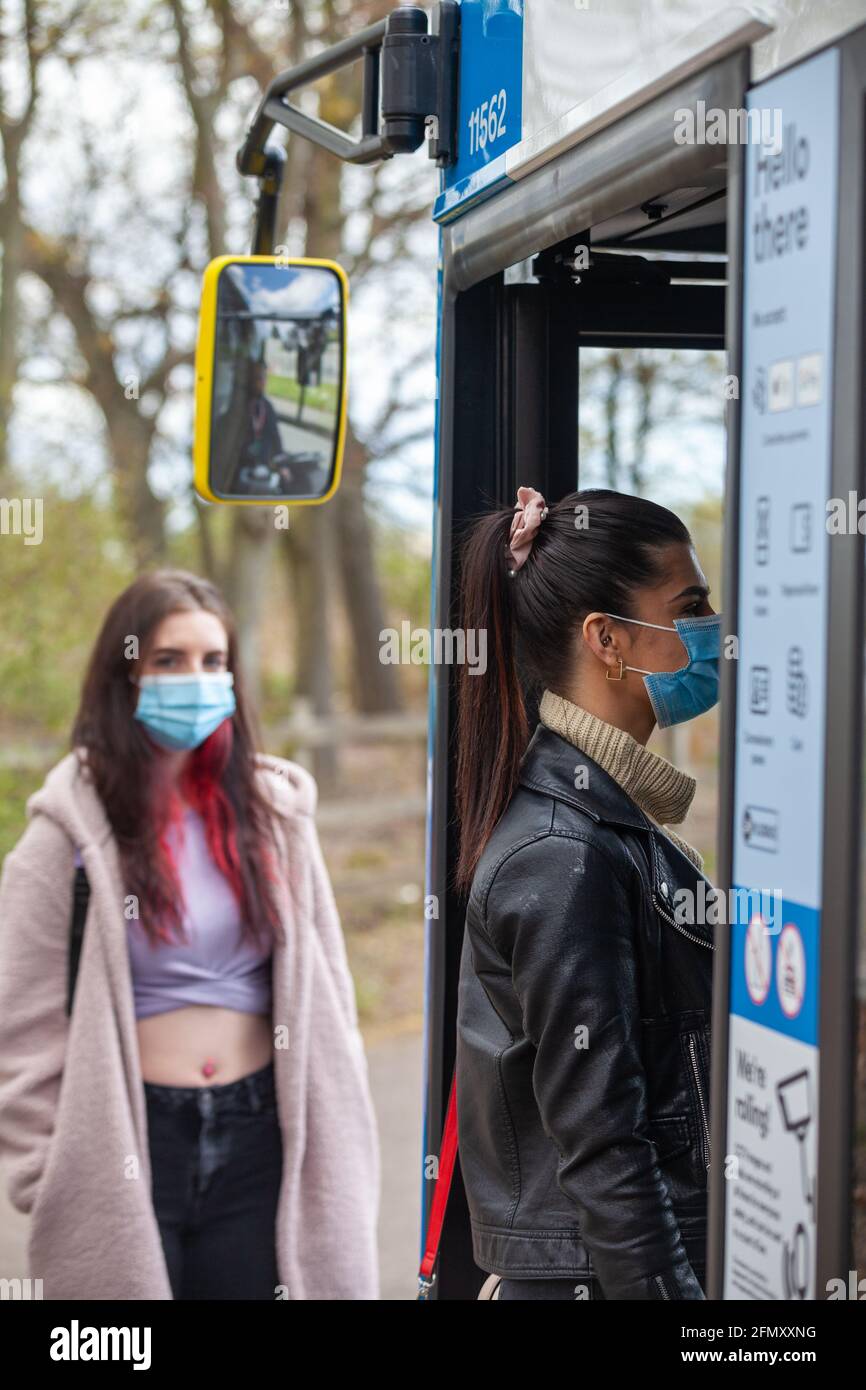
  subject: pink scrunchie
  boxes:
[506,486,548,572]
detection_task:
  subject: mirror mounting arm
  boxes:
[236,3,459,180]
[251,148,286,257]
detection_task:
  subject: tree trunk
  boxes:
[283,507,338,794]
[335,425,403,713]
[194,496,220,585]
[105,412,166,568]
[604,352,624,488]
[224,507,276,708]
[632,353,657,495]
[0,173,23,484]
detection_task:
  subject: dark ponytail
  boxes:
[453,487,691,893]
[454,506,529,899]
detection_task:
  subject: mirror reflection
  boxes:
[210,262,343,500]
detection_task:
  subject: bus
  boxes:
[224,0,866,1300]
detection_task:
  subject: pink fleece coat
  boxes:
[0,749,381,1299]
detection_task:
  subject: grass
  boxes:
[266,374,338,413]
[0,764,50,860]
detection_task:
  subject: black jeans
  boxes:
[144,1060,283,1300]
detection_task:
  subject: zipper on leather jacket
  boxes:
[653,1273,670,1300]
[653,890,714,950]
[687,1033,711,1170]
[641,820,713,951]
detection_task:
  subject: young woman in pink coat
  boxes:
[0,569,380,1300]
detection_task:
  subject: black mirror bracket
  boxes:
[237,2,460,186]
[251,147,287,256]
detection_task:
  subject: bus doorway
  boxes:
[425,20,866,1303]
[426,88,738,1296]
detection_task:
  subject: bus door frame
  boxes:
[425,44,752,1298]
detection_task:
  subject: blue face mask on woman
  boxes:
[604,612,721,729]
[133,671,236,750]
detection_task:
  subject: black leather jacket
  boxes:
[456,722,713,1300]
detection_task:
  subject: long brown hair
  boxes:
[72,569,283,947]
[454,488,691,893]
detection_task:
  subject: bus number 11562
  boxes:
[467,89,508,157]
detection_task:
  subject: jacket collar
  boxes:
[518,722,649,833]
[518,724,715,944]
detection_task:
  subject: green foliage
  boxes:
[0,490,134,736]
[375,522,431,630]
[0,766,49,862]
[259,668,296,728]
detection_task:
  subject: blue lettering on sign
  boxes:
[433,0,523,223]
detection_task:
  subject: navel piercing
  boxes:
[201,1058,217,1079]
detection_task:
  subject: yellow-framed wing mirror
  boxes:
[193,255,348,504]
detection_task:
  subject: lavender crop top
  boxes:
[126,808,273,1021]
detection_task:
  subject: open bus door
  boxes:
[426,34,745,1303]
[230,2,866,1302]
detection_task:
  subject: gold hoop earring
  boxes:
[605,658,625,681]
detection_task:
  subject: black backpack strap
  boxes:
[67,863,90,1017]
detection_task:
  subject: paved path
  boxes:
[366,1028,424,1300]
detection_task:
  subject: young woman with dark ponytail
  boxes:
[0,569,379,1300]
[454,487,720,1301]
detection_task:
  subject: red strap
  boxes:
[418,1069,458,1290]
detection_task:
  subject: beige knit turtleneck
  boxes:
[538,688,704,871]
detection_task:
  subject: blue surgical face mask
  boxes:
[133,672,236,750]
[604,612,721,729]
